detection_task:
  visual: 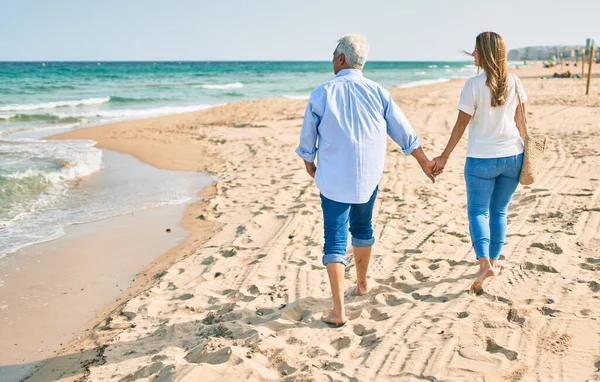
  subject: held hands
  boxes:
[419,159,443,183]
[411,148,443,183]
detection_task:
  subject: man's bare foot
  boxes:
[321,311,347,327]
[470,266,497,294]
[356,280,368,296]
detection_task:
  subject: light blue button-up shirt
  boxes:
[296,69,421,204]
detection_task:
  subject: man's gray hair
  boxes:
[334,34,370,69]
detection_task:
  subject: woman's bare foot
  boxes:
[356,280,368,296]
[470,266,497,294]
[321,310,347,327]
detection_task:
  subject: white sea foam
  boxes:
[53,104,213,121]
[428,65,438,68]
[0,139,103,182]
[397,78,451,88]
[0,97,111,112]
[415,71,427,75]
[0,113,15,120]
[200,82,244,90]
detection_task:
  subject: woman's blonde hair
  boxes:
[476,32,508,107]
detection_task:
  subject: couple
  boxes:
[296,32,527,326]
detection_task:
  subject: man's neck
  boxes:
[336,67,363,76]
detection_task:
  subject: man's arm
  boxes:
[384,92,436,182]
[295,95,320,178]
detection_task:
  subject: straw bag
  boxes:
[514,76,547,185]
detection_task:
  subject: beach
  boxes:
[3,63,600,381]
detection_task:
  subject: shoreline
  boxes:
[0,149,219,382]
[10,64,600,380]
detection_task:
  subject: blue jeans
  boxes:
[464,154,523,260]
[320,187,378,266]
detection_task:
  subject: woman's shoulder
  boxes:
[463,72,485,87]
[468,72,487,83]
[508,72,524,83]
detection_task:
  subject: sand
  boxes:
[16,64,600,381]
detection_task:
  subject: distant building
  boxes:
[586,38,595,53]
[508,45,586,61]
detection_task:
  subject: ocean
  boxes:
[0,61,477,258]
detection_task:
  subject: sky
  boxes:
[1,0,598,61]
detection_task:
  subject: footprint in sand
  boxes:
[507,309,526,325]
[221,248,237,258]
[124,362,169,380]
[530,242,563,255]
[383,294,411,307]
[201,255,216,265]
[331,336,352,350]
[411,292,449,303]
[521,262,558,273]
[353,324,377,337]
[537,306,560,317]
[369,308,390,322]
[457,311,469,319]
[185,345,234,365]
[486,339,519,361]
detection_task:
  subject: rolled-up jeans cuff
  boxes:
[352,237,374,247]
[323,254,347,266]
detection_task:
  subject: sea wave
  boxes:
[0,97,110,112]
[199,82,244,90]
[53,104,213,121]
[427,65,438,68]
[397,78,451,89]
[0,138,103,257]
[0,113,83,124]
[109,96,169,104]
[414,71,427,75]
[0,139,103,182]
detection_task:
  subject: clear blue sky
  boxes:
[1,0,598,61]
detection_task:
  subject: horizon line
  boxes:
[0,59,476,63]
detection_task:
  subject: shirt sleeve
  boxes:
[514,75,528,103]
[383,91,421,156]
[458,78,476,116]
[295,90,321,163]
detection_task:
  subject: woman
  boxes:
[433,32,527,293]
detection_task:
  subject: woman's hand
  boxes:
[432,155,448,174]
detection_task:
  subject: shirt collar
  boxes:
[335,68,363,77]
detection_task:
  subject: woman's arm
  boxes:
[433,110,472,172]
[514,102,527,140]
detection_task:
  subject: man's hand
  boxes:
[304,160,317,178]
[411,148,439,183]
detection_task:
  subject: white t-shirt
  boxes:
[458,72,527,158]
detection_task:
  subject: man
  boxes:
[295,34,437,326]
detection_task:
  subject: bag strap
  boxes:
[513,74,528,137]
